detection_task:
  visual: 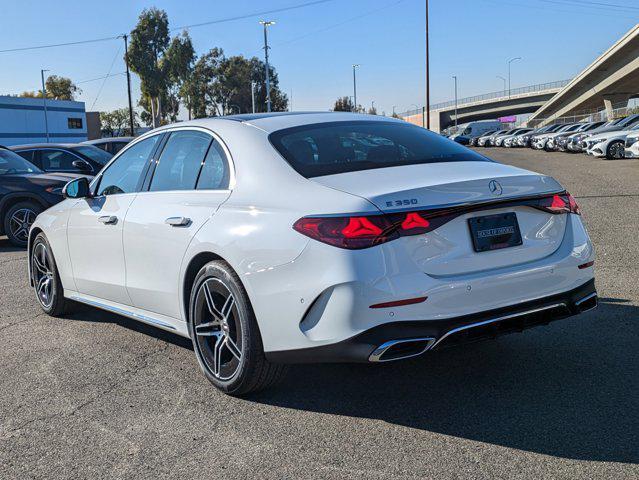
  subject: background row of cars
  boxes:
[468,114,639,160]
[0,137,132,247]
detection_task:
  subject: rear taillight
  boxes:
[293,210,455,249]
[534,193,580,215]
[294,191,580,249]
[292,216,398,249]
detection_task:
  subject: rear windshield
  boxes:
[72,145,113,165]
[269,121,490,178]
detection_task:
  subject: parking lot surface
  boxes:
[1,148,638,479]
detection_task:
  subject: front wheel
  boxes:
[188,261,287,396]
[606,140,625,160]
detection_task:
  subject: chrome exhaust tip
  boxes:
[369,337,435,363]
[575,292,598,313]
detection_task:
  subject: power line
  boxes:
[91,45,123,110]
[172,0,334,31]
[0,0,335,54]
[0,35,119,54]
[76,72,126,84]
[274,0,406,49]
[538,0,639,11]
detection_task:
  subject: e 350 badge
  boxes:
[386,198,419,208]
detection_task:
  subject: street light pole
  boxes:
[497,75,507,96]
[251,81,256,113]
[40,69,50,143]
[425,0,430,129]
[122,34,135,136]
[508,57,522,98]
[352,64,360,113]
[260,20,275,112]
[453,75,458,129]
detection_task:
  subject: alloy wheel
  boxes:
[9,208,35,243]
[609,141,624,159]
[193,278,243,380]
[31,242,54,309]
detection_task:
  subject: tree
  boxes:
[100,108,140,137]
[20,76,81,100]
[333,96,353,112]
[182,50,288,118]
[368,106,377,115]
[46,76,81,100]
[163,31,196,119]
[128,8,170,127]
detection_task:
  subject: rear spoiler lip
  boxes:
[304,190,566,218]
[380,190,566,216]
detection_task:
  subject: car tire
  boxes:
[605,140,624,160]
[4,201,42,248]
[31,233,75,316]
[188,260,288,396]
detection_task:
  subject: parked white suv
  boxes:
[27,113,597,395]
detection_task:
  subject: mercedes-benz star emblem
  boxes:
[488,180,503,196]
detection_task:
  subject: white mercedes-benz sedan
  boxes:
[27,112,597,395]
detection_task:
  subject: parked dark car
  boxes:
[9,143,112,175]
[0,147,91,247]
[452,135,471,145]
[82,136,133,155]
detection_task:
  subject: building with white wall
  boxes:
[0,96,87,146]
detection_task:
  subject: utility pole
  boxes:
[352,64,360,113]
[122,34,135,136]
[425,0,430,129]
[508,57,522,98]
[453,75,458,128]
[260,20,275,112]
[40,69,50,143]
[251,82,256,113]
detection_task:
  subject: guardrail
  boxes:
[400,79,571,117]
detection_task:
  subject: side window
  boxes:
[15,150,34,163]
[112,142,128,155]
[97,135,160,196]
[149,130,211,192]
[40,150,81,171]
[197,141,230,190]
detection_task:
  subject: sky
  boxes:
[0,0,637,119]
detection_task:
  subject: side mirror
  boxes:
[62,177,91,199]
[72,160,92,172]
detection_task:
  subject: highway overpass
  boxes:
[401,80,568,132]
[527,24,639,127]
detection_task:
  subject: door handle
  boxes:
[165,216,191,227]
[98,215,118,225]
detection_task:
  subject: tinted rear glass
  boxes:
[269,121,490,178]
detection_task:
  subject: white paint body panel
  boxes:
[28,113,595,356]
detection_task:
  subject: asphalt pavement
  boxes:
[1,147,638,479]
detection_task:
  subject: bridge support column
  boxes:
[603,94,633,119]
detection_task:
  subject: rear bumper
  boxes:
[266,279,597,363]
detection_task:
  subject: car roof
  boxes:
[9,143,81,150]
[83,137,134,144]
[150,112,405,135]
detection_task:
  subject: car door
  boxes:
[66,134,162,305]
[38,149,88,174]
[123,128,232,320]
